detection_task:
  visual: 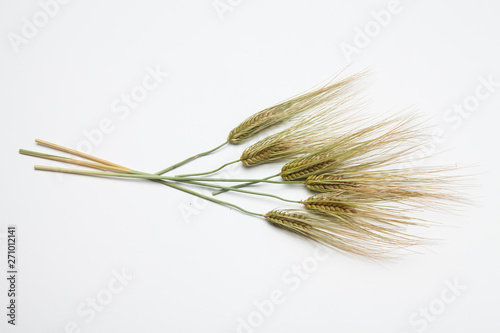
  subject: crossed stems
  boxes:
[20,140,301,216]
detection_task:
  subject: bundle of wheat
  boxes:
[19,69,466,259]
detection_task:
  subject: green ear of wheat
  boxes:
[228,70,368,144]
[239,90,367,166]
[305,168,466,206]
[265,209,426,259]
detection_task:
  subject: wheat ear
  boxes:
[265,210,425,259]
[227,70,367,144]
[239,89,367,166]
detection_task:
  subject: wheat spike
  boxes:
[239,87,368,166]
[228,70,368,144]
[281,152,337,181]
[265,209,425,259]
[228,101,294,144]
[240,139,292,166]
[305,168,464,207]
[305,174,359,192]
[240,96,428,166]
[272,112,422,175]
[276,122,389,179]
[301,192,441,232]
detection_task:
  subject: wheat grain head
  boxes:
[228,70,368,144]
[265,209,425,259]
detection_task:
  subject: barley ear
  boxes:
[228,70,368,144]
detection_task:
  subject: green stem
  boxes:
[155,141,228,175]
[176,159,240,177]
[154,180,262,216]
[35,166,301,184]
[22,148,264,216]
[182,180,300,203]
[179,177,295,184]
[212,174,280,196]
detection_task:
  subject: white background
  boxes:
[1,0,499,332]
